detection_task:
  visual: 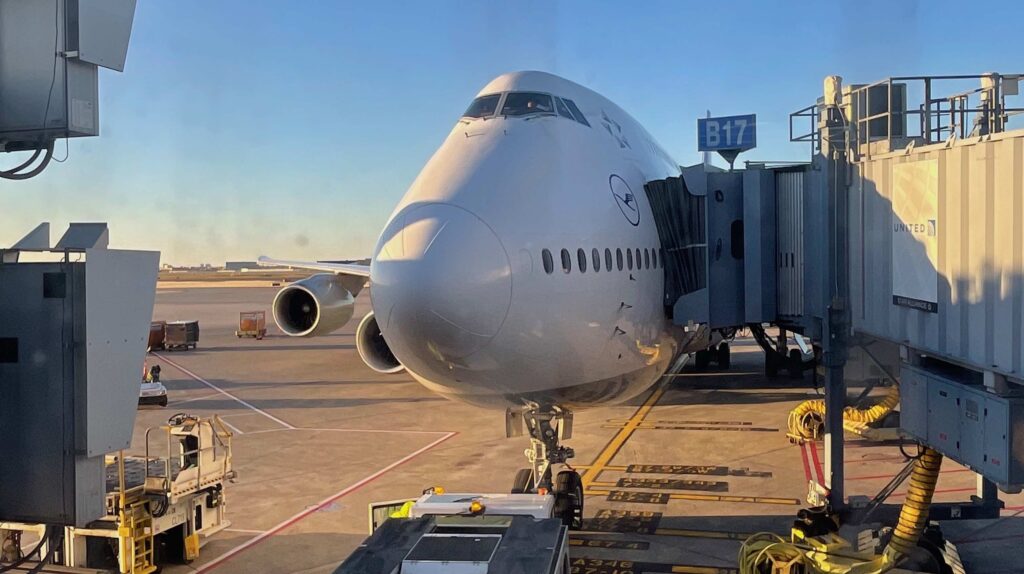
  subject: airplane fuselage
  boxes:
[370,71,705,410]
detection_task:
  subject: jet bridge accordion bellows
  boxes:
[644,176,707,310]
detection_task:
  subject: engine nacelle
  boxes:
[272,273,356,337]
[356,311,404,373]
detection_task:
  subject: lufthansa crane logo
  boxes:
[610,174,640,226]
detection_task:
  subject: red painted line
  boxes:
[847,468,971,482]
[808,441,825,484]
[799,442,812,482]
[195,430,457,572]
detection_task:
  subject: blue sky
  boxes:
[3,0,1023,265]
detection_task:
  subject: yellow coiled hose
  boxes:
[737,532,807,573]
[787,384,900,440]
[737,447,944,573]
[883,447,943,561]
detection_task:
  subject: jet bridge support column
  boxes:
[821,76,849,512]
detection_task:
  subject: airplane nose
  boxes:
[371,203,512,362]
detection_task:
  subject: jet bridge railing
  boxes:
[790,73,1024,161]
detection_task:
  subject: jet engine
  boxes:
[355,311,404,373]
[272,273,357,337]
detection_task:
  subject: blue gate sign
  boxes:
[697,114,756,152]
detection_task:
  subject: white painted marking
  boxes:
[219,418,245,435]
[155,353,295,429]
[195,431,457,572]
[295,426,451,435]
[167,392,221,407]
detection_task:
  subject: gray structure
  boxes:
[654,72,1024,513]
[0,0,136,179]
[0,223,158,526]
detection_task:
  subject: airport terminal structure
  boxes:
[3,2,1024,573]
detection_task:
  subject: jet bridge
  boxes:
[651,72,1024,521]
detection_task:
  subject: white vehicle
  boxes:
[139,380,168,407]
[260,71,709,500]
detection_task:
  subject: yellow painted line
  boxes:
[587,489,799,506]
[656,528,753,541]
[581,385,665,489]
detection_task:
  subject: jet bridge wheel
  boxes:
[511,468,535,494]
[553,470,584,530]
[716,342,731,369]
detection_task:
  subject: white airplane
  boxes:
[260,71,720,526]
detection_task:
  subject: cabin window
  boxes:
[502,92,554,116]
[616,248,624,271]
[626,248,633,270]
[644,249,650,269]
[555,97,574,120]
[652,249,658,269]
[541,249,554,274]
[577,248,587,273]
[560,248,571,273]
[634,249,641,268]
[605,248,613,271]
[463,94,501,118]
[563,98,590,126]
[592,248,601,272]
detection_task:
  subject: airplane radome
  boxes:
[260,71,711,413]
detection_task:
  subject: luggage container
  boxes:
[148,321,166,351]
[165,320,199,351]
[235,311,267,340]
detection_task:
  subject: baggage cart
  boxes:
[165,320,199,351]
[235,311,267,339]
[148,320,166,351]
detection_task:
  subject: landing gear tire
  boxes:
[553,470,584,530]
[716,342,730,370]
[511,468,534,494]
[788,349,803,380]
[694,349,711,370]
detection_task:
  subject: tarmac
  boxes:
[132,285,1024,574]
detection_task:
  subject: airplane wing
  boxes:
[257,255,370,277]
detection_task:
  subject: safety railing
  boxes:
[141,415,233,498]
[791,73,1024,160]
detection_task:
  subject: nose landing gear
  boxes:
[507,405,584,529]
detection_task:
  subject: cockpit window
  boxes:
[463,94,501,118]
[555,97,574,119]
[501,92,554,116]
[562,98,590,127]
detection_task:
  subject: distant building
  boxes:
[225,261,259,271]
[225,260,289,271]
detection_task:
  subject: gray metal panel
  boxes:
[775,170,804,316]
[743,168,777,323]
[898,365,929,440]
[959,388,986,470]
[83,248,159,455]
[0,0,69,136]
[850,130,1024,380]
[982,395,1010,484]
[927,379,961,458]
[706,172,744,328]
[72,0,136,72]
[0,262,87,524]
[56,222,108,249]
